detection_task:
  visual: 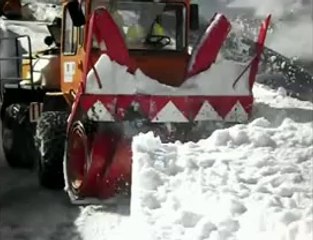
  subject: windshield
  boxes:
[92,0,187,51]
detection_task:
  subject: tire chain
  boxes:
[34,111,68,168]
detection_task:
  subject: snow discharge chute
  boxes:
[187,13,231,78]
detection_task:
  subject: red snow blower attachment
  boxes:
[63,0,271,203]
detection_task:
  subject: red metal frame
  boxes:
[248,14,271,90]
[187,13,231,78]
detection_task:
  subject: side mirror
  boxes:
[67,0,85,27]
[44,36,54,46]
[190,4,199,31]
[45,17,62,47]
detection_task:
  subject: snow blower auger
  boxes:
[62,0,271,203]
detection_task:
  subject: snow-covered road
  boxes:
[0,167,82,240]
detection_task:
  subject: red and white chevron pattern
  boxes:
[80,95,250,123]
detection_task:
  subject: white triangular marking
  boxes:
[151,101,188,123]
[87,100,114,122]
[194,101,222,121]
[224,101,248,122]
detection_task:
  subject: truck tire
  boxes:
[2,104,36,168]
[35,111,68,189]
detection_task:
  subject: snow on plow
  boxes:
[63,7,271,203]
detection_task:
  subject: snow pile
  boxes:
[86,54,250,96]
[129,84,313,240]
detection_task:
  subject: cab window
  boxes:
[78,0,86,46]
[62,6,78,55]
[91,0,187,51]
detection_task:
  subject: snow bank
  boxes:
[129,84,313,240]
[86,54,250,96]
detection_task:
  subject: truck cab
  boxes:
[60,0,199,95]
